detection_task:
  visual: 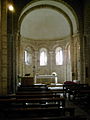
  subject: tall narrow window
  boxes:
[40,48,47,66]
[25,50,28,64]
[24,48,32,65]
[55,47,63,65]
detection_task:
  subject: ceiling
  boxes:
[20,8,71,40]
[19,0,78,41]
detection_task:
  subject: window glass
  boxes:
[40,48,47,66]
[55,47,63,65]
[24,49,32,65]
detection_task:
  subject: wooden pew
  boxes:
[30,116,87,120]
[3,107,75,118]
[48,86,64,96]
[16,90,53,95]
[17,84,48,92]
[0,87,76,120]
[63,84,89,100]
[73,86,90,105]
[0,95,76,120]
[5,116,87,120]
[16,85,50,95]
[0,97,65,108]
[17,87,48,92]
[16,86,65,97]
[16,89,64,97]
[10,94,61,98]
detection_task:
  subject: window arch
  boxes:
[55,47,63,65]
[40,48,47,66]
[24,47,32,65]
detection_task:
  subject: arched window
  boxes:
[24,47,32,65]
[55,47,63,65]
[40,48,47,66]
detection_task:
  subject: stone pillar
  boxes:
[15,32,20,87]
[76,35,80,81]
[0,0,1,85]
[34,51,38,83]
[87,35,90,85]
[64,48,67,81]
[0,0,8,95]
[49,51,53,74]
[7,10,16,93]
[70,34,81,82]
[16,32,20,76]
[80,34,86,83]
[84,0,90,85]
[70,36,75,81]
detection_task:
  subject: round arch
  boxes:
[18,0,79,37]
[17,0,80,84]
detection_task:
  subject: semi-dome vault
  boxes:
[19,0,78,40]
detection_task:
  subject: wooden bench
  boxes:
[63,84,89,100]
[30,116,87,120]
[16,90,64,97]
[5,116,87,120]
[0,94,75,119]
[16,90,53,95]
[0,97,65,111]
[73,88,90,105]
[9,93,61,99]
[17,85,48,92]
[3,107,75,118]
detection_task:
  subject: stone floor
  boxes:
[0,99,90,120]
[66,98,90,120]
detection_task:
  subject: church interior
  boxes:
[0,0,90,119]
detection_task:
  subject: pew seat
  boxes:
[3,107,75,118]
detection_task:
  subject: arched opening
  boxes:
[16,0,79,85]
[40,48,47,66]
[55,47,63,65]
[24,47,32,65]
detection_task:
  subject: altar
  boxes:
[35,75,57,84]
[21,77,34,86]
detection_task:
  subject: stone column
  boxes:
[49,51,53,74]
[80,34,86,83]
[70,36,75,81]
[16,32,20,76]
[0,0,8,95]
[34,51,38,83]
[76,35,80,81]
[64,48,67,81]
[84,0,90,85]
[72,34,81,82]
[49,51,57,83]
[0,0,1,86]
[7,8,17,93]
[87,35,90,85]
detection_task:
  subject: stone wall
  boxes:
[0,0,8,95]
[0,0,89,95]
[18,35,80,84]
[84,0,90,85]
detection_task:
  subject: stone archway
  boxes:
[17,0,79,84]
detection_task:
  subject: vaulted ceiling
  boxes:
[20,8,71,40]
[14,0,80,40]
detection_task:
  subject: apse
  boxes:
[20,8,71,40]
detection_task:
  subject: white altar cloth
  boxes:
[35,75,57,84]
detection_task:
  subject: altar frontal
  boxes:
[35,75,57,84]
